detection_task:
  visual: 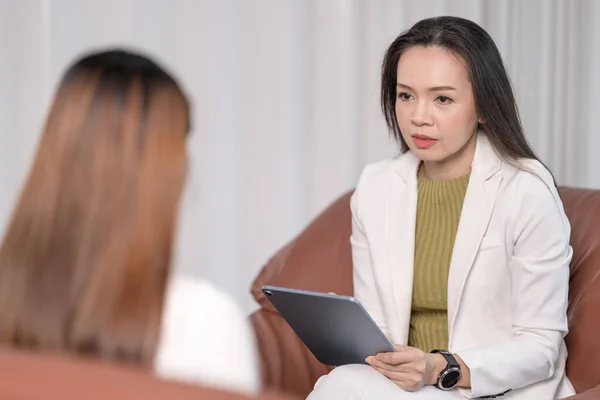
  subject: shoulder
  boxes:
[166,274,231,305]
[499,159,570,232]
[350,158,397,217]
[356,157,400,186]
[352,156,404,204]
[163,274,246,328]
[156,274,260,392]
[158,274,252,354]
[500,159,561,205]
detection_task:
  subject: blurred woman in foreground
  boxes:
[0,49,260,394]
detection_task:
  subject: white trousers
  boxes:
[306,364,464,400]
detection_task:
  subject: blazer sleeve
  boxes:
[456,170,572,398]
[351,168,390,339]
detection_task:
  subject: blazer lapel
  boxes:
[447,134,502,345]
[388,152,420,345]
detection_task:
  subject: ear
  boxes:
[478,117,486,124]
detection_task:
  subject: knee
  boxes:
[308,364,381,399]
[326,364,378,382]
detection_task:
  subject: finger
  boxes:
[393,344,409,352]
[376,350,415,365]
[372,366,403,381]
[368,356,418,376]
[380,371,425,392]
[366,356,394,371]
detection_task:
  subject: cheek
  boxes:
[436,109,478,142]
[395,103,413,127]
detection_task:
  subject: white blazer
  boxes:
[351,133,576,399]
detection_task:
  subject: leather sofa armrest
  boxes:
[564,385,600,400]
[250,309,332,398]
[248,190,354,399]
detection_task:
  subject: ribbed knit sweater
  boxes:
[408,167,470,353]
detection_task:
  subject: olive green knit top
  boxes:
[408,166,470,353]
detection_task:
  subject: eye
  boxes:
[435,95,453,104]
[397,92,413,101]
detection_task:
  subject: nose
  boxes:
[410,101,433,126]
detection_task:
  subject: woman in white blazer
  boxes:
[308,16,574,400]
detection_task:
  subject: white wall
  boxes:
[0,0,598,313]
[582,0,600,188]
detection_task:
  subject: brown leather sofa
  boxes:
[251,187,600,399]
[0,350,299,400]
[2,188,597,400]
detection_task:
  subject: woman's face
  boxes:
[395,46,480,174]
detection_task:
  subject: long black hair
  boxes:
[381,16,541,166]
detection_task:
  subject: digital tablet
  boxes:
[262,285,395,366]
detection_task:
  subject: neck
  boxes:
[422,134,477,181]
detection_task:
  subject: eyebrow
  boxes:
[396,83,457,92]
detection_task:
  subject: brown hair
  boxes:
[0,49,191,366]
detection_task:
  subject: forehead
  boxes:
[396,46,470,88]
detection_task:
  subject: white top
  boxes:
[154,274,261,394]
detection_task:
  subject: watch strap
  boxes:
[431,349,460,368]
[430,349,461,390]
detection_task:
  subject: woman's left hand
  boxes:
[365,345,444,392]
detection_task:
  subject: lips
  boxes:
[411,134,437,149]
[413,134,436,140]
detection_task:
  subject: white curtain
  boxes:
[1,0,598,312]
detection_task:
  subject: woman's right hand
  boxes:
[365,345,444,392]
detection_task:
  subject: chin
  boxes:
[407,146,444,162]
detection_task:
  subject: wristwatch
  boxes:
[430,349,462,390]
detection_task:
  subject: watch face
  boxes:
[441,369,461,389]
